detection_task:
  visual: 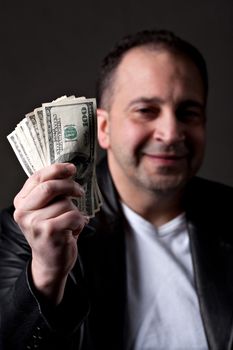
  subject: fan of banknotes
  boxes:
[7,95,102,217]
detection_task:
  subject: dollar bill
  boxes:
[26,111,46,165]
[7,131,35,176]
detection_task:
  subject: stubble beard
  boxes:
[109,143,198,198]
[133,162,189,196]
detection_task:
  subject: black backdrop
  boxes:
[0,0,233,209]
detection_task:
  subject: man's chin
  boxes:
[145,174,188,195]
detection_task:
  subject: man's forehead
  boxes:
[116,46,196,76]
[117,46,202,84]
[109,46,206,109]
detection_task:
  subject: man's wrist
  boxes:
[31,259,68,305]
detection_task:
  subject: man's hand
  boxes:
[14,163,88,304]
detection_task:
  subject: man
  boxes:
[0,29,233,350]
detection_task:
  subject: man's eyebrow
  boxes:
[126,97,205,110]
[126,97,165,109]
[177,99,205,110]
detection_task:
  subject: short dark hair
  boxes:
[96,29,208,109]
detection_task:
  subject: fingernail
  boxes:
[66,163,76,174]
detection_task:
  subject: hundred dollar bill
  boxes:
[43,98,97,216]
[34,96,78,165]
[26,111,46,165]
[7,131,35,176]
[18,118,45,169]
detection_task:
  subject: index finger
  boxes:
[15,163,77,201]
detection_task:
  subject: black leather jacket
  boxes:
[1,158,233,350]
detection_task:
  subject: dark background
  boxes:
[0,0,232,209]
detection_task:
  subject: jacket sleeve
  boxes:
[0,207,90,350]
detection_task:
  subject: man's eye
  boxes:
[135,107,159,117]
[177,109,202,122]
[138,108,152,113]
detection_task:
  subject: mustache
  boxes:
[141,142,188,157]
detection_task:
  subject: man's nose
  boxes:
[152,111,185,144]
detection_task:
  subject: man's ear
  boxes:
[97,108,110,149]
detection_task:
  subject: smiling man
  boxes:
[1,30,233,350]
[98,45,206,226]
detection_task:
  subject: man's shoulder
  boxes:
[189,176,233,197]
[185,176,233,227]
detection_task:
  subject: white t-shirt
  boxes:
[122,203,208,350]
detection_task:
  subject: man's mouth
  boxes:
[140,142,189,165]
[143,153,187,165]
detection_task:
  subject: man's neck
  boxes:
[121,191,184,227]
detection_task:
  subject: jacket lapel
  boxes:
[188,222,233,349]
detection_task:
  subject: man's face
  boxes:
[98,47,206,196]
